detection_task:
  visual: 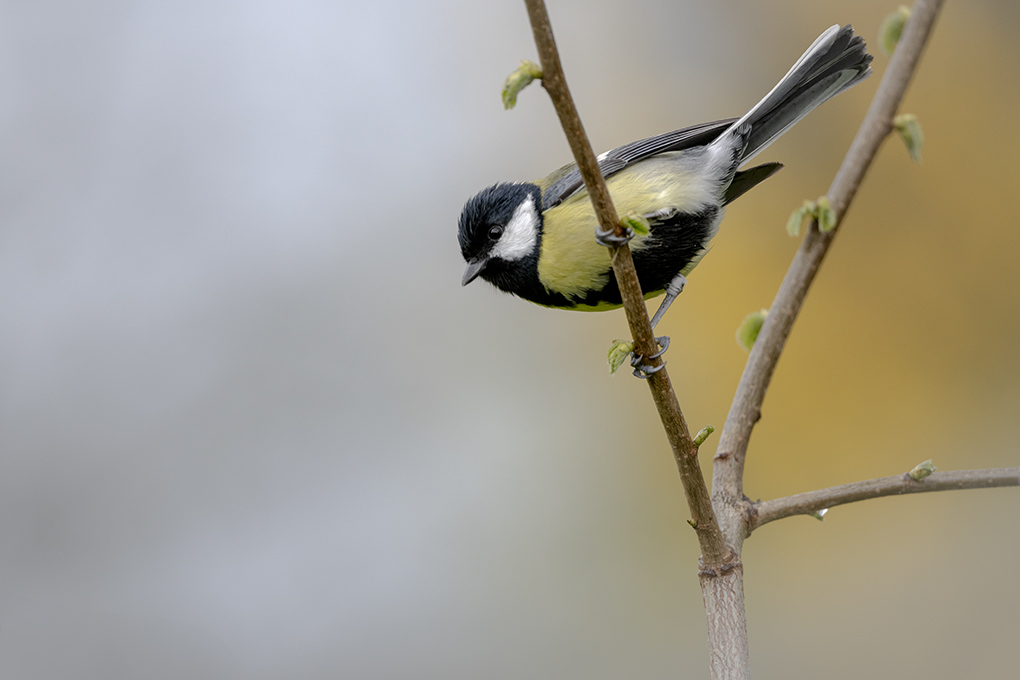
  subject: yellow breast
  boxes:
[536,158,708,303]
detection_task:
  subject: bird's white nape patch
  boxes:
[490,193,539,261]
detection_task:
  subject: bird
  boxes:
[458,24,872,372]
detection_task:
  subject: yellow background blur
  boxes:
[1,1,1017,678]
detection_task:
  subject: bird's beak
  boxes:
[462,258,487,286]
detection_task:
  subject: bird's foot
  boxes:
[630,336,670,378]
[595,225,635,248]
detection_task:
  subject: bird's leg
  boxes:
[629,273,686,379]
[648,273,686,330]
[630,336,669,378]
[594,224,635,248]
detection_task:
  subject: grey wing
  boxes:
[541,118,737,209]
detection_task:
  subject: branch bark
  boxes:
[752,468,1020,529]
[712,0,946,549]
[522,0,732,568]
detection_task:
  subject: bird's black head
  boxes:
[458,182,543,288]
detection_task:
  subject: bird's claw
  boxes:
[630,336,670,378]
[595,225,635,248]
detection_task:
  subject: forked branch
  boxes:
[712,0,946,546]
[522,0,732,567]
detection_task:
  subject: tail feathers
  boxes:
[723,162,783,204]
[722,25,873,163]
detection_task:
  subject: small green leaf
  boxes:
[787,196,838,235]
[736,309,768,353]
[502,59,543,110]
[786,200,813,237]
[879,6,911,56]
[621,211,651,236]
[608,339,635,374]
[816,195,837,232]
[693,425,715,448]
[909,459,937,480]
[894,113,924,163]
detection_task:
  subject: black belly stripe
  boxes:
[632,206,719,293]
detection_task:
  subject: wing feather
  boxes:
[541,118,737,209]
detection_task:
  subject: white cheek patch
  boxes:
[490,194,539,262]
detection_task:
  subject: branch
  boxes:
[712,0,946,545]
[752,467,1020,529]
[521,0,732,566]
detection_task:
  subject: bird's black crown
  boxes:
[458,182,542,262]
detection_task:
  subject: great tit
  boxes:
[459,25,872,331]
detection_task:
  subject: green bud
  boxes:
[786,200,814,237]
[909,459,937,480]
[608,339,635,374]
[879,6,912,56]
[894,113,924,163]
[736,309,768,353]
[621,211,651,236]
[787,196,839,236]
[693,425,715,448]
[502,59,543,110]
[816,195,837,232]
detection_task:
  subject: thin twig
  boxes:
[752,468,1020,529]
[712,0,946,546]
[521,0,732,566]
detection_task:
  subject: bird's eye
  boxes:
[487,225,503,240]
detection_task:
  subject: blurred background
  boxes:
[1,0,1017,678]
